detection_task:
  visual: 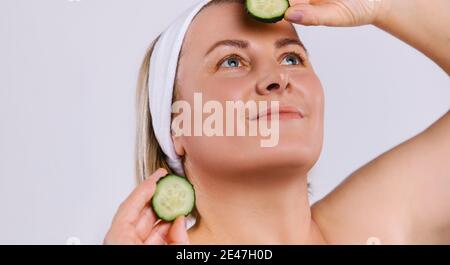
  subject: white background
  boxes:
[0,0,448,244]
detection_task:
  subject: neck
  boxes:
[186,163,325,244]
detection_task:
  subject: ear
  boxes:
[171,133,185,157]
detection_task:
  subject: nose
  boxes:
[256,69,289,95]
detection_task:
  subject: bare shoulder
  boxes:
[312,111,450,244]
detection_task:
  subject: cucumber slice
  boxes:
[151,174,196,222]
[245,0,290,23]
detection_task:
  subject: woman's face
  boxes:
[173,3,324,179]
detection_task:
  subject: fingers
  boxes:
[144,221,172,245]
[113,168,168,225]
[135,205,158,241]
[285,2,347,26]
[144,216,190,245]
[166,216,190,245]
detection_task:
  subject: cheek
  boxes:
[308,75,325,133]
[198,74,253,102]
[311,82,324,132]
[290,71,324,118]
[289,71,325,148]
[307,76,325,157]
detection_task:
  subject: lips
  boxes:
[249,104,304,120]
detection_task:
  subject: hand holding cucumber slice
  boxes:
[246,0,290,23]
[151,174,196,222]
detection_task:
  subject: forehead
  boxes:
[182,2,300,54]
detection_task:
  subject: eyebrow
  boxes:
[205,39,249,56]
[275,38,307,53]
[205,38,307,56]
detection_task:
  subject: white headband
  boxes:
[148,0,211,177]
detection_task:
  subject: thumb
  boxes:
[166,215,190,245]
[284,3,346,26]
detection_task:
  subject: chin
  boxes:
[235,140,322,174]
[274,144,319,167]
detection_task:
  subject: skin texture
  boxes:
[104,0,450,244]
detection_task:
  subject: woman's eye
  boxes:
[220,57,242,68]
[281,54,302,66]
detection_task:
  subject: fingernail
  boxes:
[286,10,303,22]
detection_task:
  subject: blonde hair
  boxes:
[135,34,167,183]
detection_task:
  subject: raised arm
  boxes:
[285,0,450,243]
